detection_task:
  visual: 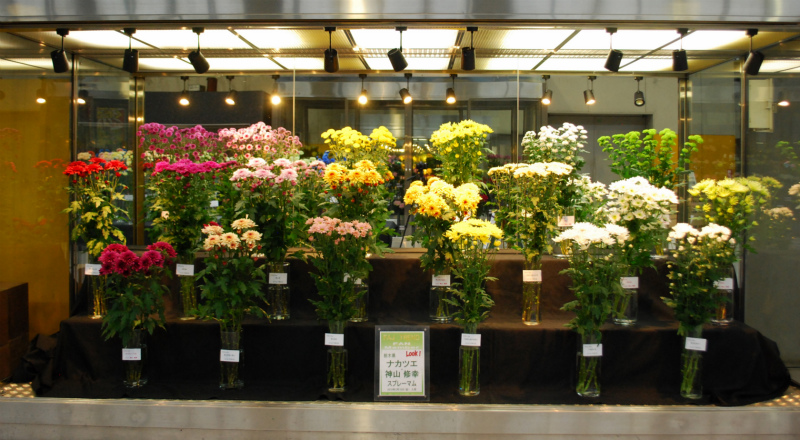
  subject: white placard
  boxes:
[377,328,428,399]
[343,274,363,285]
[432,275,451,287]
[620,277,639,289]
[269,273,288,285]
[176,264,195,276]
[685,337,707,352]
[583,344,603,357]
[122,348,141,361]
[391,237,403,248]
[522,270,542,283]
[123,194,134,202]
[220,349,240,362]
[558,215,575,227]
[714,278,734,290]
[325,333,345,346]
[84,264,102,276]
[460,333,481,347]
[209,200,219,208]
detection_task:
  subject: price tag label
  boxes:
[461,334,481,347]
[583,344,603,357]
[122,348,141,361]
[269,273,288,285]
[85,264,102,276]
[558,215,575,227]
[209,200,219,208]
[432,275,451,287]
[685,337,707,352]
[123,194,134,202]
[714,278,734,290]
[325,333,344,346]
[522,270,542,283]
[668,241,677,250]
[220,349,240,362]
[391,237,403,248]
[176,264,194,276]
[620,277,639,289]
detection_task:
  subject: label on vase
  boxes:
[176,264,195,276]
[685,337,707,352]
[558,215,575,227]
[583,344,603,357]
[209,200,219,208]
[461,334,481,347]
[620,277,639,289]
[269,273,288,285]
[343,274,363,285]
[220,349,240,362]
[432,274,451,287]
[122,348,141,361]
[325,333,345,346]
[391,237,403,248]
[714,278,734,290]
[84,264,101,276]
[123,194,134,202]
[522,270,542,283]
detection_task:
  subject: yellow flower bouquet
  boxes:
[321,126,397,167]
[430,120,493,185]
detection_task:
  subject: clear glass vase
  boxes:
[551,207,575,259]
[711,266,735,325]
[327,320,347,392]
[90,274,107,319]
[458,323,480,396]
[220,330,244,390]
[122,329,147,388]
[613,274,638,326]
[176,255,197,320]
[521,259,542,325]
[680,325,704,399]
[429,270,454,323]
[349,276,369,322]
[267,261,291,320]
[576,332,602,397]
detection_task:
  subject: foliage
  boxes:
[598,128,701,190]
[429,120,493,186]
[321,126,397,167]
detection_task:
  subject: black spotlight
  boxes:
[604,28,622,72]
[634,76,645,107]
[399,73,413,104]
[189,27,210,74]
[461,26,477,71]
[672,28,689,72]
[446,74,457,104]
[388,26,408,72]
[225,76,237,105]
[51,28,70,73]
[541,75,552,105]
[584,76,596,105]
[744,29,764,76]
[122,28,139,74]
[324,27,339,73]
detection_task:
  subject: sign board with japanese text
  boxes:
[374,326,430,401]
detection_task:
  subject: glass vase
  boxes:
[521,259,542,325]
[122,329,147,388]
[176,255,198,320]
[267,261,291,320]
[613,274,638,326]
[349,276,369,322]
[711,266,735,325]
[90,274,107,319]
[220,330,244,390]
[576,333,602,398]
[680,325,704,399]
[458,323,480,396]
[552,207,575,259]
[327,320,347,392]
[429,270,454,323]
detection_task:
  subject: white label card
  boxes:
[343,274,362,285]
[85,264,101,276]
[122,348,141,361]
[391,237,403,248]
[176,264,195,276]
[209,200,219,208]
[123,194,134,201]
[685,337,707,352]
[714,278,734,290]
[558,215,575,227]
[621,277,639,289]
[325,333,345,346]
[583,344,603,357]
[269,273,288,285]
[432,275,451,287]
[461,334,481,347]
[522,270,542,283]
[220,349,240,362]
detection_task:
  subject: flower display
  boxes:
[98,149,134,175]
[218,122,303,162]
[790,183,800,209]
[521,122,588,170]
[138,123,223,167]
[321,126,397,166]
[570,175,608,222]
[430,120,493,185]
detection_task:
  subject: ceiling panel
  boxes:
[134,30,251,50]
[137,57,194,71]
[350,29,458,49]
[620,57,673,72]
[235,29,351,50]
[477,57,543,70]
[759,59,800,73]
[562,30,680,51]
[365,56,451,71]
[536,57,608,71]
[0,58,48,70]
[492,29,576,50]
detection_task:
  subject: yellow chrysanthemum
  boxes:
[445,218,503,244]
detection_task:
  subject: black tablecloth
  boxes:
[44,252,790,406]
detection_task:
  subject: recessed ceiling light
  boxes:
[350,29,458,49]
[273,57,324,70]
[664,31,747,50]
[367,56,450,70]
[757,59,800,73]
[500,29,576,50]
[620,58,674,71]
[562,30,679,50]
[536,57,608,71]
[135,30,250,49]
[480,58,542,70]
[234,29,305,49]
[58,30,149,49]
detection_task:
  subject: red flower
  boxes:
[89,157,106,164]
[104,160,128,171]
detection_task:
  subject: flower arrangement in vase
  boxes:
[218,122,304,162]
[138,123,223,166]
[321,126,396,167]
[430,120,493,186]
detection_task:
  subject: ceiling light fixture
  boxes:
[324,26,339,73]
[604,28,622,72]
[673,28,689,72]
[122,28,139,74]
[188,27,210,74]
[51,28,70,73]
[35,87,46,104]
[744,29,764,76]
[271,75,281,105]
[446,74,457,104]
[399,73,413,104]
[77,89,88,105]
[179,76,190,106]
[388,26,408,72]
[777,91,790,107]
[634,76,645,107]
[541,75,552,105]
[461,26,477,71]
[225,75,237,105]
[584,76,596,105]
[358,74,368,105]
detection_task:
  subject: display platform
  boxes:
[43,252,790,406]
